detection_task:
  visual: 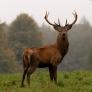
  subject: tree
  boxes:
[8,13,42,61]
[0,22,19,73]
[41,24,57,45]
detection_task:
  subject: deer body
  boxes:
[21,11,77,87]
[23,37,68,68]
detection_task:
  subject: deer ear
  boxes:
[53,25,61,32]
[54,25,66,32]
[66,24,72,31]
[53,25,58,30]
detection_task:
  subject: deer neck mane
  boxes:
[57,34,69,56]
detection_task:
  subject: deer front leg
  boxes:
[49,65,54,81]
[53,66,57,84]
[49,65,57,84]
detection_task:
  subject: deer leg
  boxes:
[27,65,37,87]
[53,66,57,84]
[21,66,29,87]
[49,65,54,81]
[49,65,57,84]
[27,54,39,87]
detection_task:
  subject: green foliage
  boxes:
[0,13,43,73]
[0,71,92,92]
[41,24,58,45]
[0,22,20,73]
[1,14,92,73]
[8,13,42,61]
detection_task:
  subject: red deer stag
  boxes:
[21,11,77,87]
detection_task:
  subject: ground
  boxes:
[0,70,92,92]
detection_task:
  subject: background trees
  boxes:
[0,13,92,73]
[8,13,42,61]
[0,22,19,73]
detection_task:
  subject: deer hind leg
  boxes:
[21,65,29,87]
[21,54,30,87]
[27,54,39,87]
[27,65,37,87]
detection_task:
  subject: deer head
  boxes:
[44,11,77,40]
[44,11,77,31]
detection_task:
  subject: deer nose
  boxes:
[62,33,66,37]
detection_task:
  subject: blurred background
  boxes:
[0,0,92,73]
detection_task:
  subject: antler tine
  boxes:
[54,22,60,26]
[46,11,49,17]
[72,11,76,18]
[71,10,77,25]
[63,11,78,30]
[65,19,68,25]
[58,18,61,26]
[44,11,49,19]
[53,18,61,26]
[44,11,55,26]
[54,21,57,25]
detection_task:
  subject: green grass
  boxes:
[0,70,92,92]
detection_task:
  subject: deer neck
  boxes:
[57,34,69,57]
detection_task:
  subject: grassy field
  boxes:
[0,70,92,92]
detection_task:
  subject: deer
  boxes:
[21,11,77,87]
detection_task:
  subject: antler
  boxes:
[65,19,68,26]
[44,11,61,26]
[64,11,78,30]
[44,11,55,26]
[57,18,61,26]
[70,11,77,26]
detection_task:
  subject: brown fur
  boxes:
[21,11,77,87]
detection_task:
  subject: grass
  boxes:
[0,70,92,92]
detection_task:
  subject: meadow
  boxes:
[0,70,92,92]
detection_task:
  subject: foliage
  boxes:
[0,22,20,73]
[8,13,42,61]
[41,24,58,45]
[0,14,92,72]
